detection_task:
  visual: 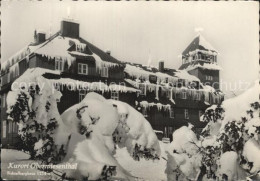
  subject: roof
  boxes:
[124,63,200,82]
[179,60,222,71]
[79,37,121,64]
[1,31,122,73]
[182,34,217,55]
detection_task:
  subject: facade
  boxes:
[0,20,224,147]
[124,61,223,140]
[179,34,222,90]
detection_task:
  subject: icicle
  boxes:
[155,85,159,100]
[157,103,162,111]
[170,88,175,104]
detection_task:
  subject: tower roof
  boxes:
[182,34,217,55]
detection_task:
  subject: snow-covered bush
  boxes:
[7,69,160,180]
[166,82,260,180]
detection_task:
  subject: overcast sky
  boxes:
[1,1,259,96]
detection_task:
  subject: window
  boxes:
[111,91,119,100]
[15,66,19,77]
[195,93,201,101]
[8,122,12,133]
[139,84,146,96]
[79,90,86,102]
[181,91,187,99]
[78,63,88,75]
[12,122,18,133]
[7,72,10,83]
[142,107,148,117]
[166,89,171,99]
[199,110,203,118]
[168,127,173,138]
[206,75,213,81]
[55,59,64,71]
[184,109,189,119]
[2,121,6,138]
[198,54,201,60]
[101,67,108,77]
[170,108,174,118]
[2,94,6,107]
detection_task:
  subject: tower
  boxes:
[179,34,221,90]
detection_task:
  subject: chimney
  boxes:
[159,61,164,72]
[34,30,46,44]
[61,19,79,38]
[106,50,111,55]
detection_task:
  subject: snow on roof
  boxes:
[182,34,218,55]
[34,36,78,67]
[13,68,60,84]
[174,69,200,82]
[35,35,118,68]
[51,78,140,93]
[2,32,121,74]
[185,63,223,72]
[62,18,79,24]
[124,64,199,83]
[1,42,45,72]
[198,34,217,52]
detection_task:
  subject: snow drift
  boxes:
[6,69,160,180]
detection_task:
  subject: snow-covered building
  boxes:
[0,19,140,148]
[0,20,224,147]
[179,34,221,90]
[124,61,224,139]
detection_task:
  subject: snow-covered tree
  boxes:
[166,82,260,180]
[7,68,161,180]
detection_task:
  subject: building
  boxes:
[0,19,140,148]
[0,20,224,147]
[124,60,223,140]
[179,34,222,90]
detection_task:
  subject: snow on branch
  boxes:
[6,69,160,180]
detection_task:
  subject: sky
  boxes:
[1,1,259,97]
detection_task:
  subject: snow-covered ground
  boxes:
[115,141,169,181]
[1,142,170,181]
[1,149,52,180]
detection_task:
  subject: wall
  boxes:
[198,68,220,90]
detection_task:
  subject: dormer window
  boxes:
[78,63,88,75]
[101,67,108,77]
[55,59,64,71]
[198,54,201,60]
